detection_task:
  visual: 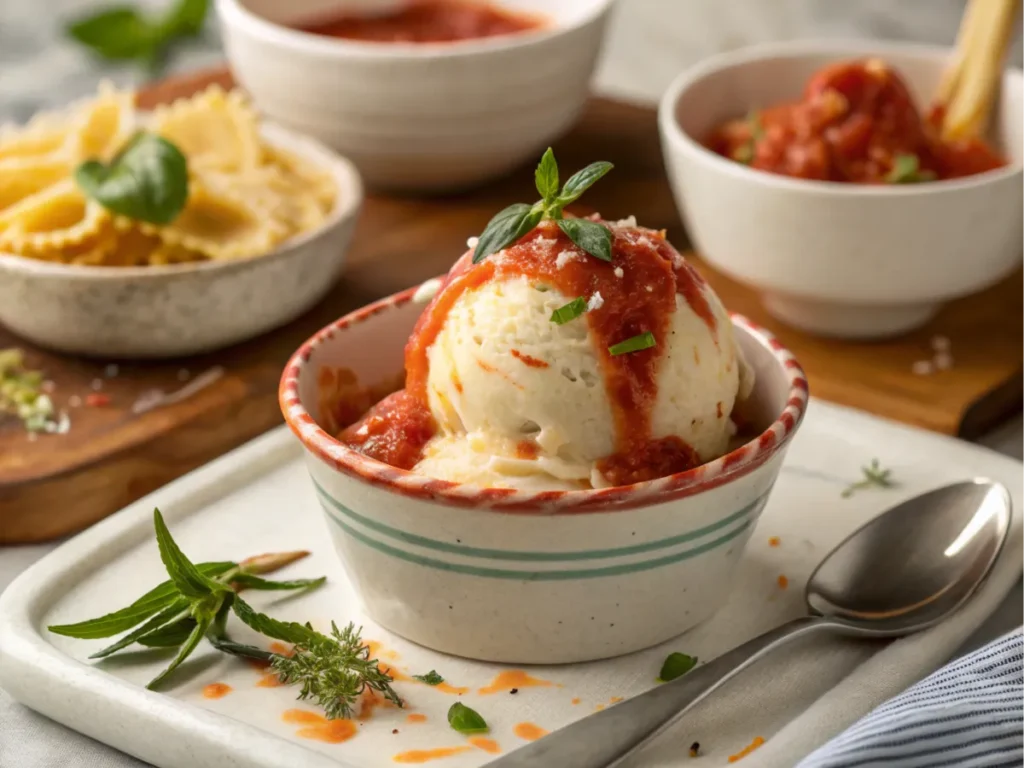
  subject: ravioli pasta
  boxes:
[0,83,336,267]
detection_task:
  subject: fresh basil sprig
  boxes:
[75,132,189,225]
[473,148,614,263]
[48,509,398,720]
[67,0,209,73]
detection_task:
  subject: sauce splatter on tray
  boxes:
[469,737,502,753]
[478,670,554,694]
[393,746,473,763]
[406,713,428,724]
[282,709,358,744]
[728,736,765,762]
[202,683,232,699]
[513,722,549,741]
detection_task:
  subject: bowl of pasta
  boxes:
[0,84,363,358]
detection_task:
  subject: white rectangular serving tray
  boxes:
[1,399,1021,768]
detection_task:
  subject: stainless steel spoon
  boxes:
[487,479,1012,768]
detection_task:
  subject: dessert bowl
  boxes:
[0,122,363,358]
[217,0,615,191]
[659,41,1023,339]
[280,286,808,664]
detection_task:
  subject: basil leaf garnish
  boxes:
[550,297,588,325]
[886,153,937,184]
[609,331,656,356]
[557,218,612,262]
[413,670,444,685]
[75,132,188,225]
[659,652,698,681]
[473,202,543,263]
[534,147,559,204]
[448,702,489,734]
[555,161,613,208]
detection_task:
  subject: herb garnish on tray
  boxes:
[473,148,613,264]
[49,510,400,720]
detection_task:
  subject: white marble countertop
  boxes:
[0,1,1021,766]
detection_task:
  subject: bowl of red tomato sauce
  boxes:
[658,41,1022,339]
[217,0,615,191]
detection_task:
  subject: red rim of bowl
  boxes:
[279,286,809,513]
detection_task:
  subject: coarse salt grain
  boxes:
[412,277,443,304]
[587,292,604,311]
[105,363,119,378]
[614,215,637,227]
[930,335,951,352]
[90,378,103,391]
[911,360,934,376]
[466,236,479,249]
[534,236,557,248]
[555,250,578,269]
[934,351,954,371]
[613,266,624,278]
[645,285,653,293]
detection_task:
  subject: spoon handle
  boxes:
[487,616,832,768]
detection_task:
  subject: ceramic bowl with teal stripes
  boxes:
[281,288,808,663]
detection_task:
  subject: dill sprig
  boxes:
[271,622,401,720]
[841,459,896,498]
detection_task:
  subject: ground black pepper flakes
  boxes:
[509,688,519,694]
[689,741,700,757]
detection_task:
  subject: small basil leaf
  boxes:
[66,8,159,61]
[413,670,444,685]
[146,611,212,690]
[473,203,543,263]
[231,574,327,592]
[152,509,229,600]
[555,161,613,207]
[448,702,488,734]
[557,218,612,262]
[137,616,198,648]
[88,599,191,658]
[160,0,208,37]
[231,595,321,646]
[534,147,559,205]
[75,132,188,225]
[886,153,937,184]
[659,652,698,682]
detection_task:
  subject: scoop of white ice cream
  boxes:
[414,268,750,489]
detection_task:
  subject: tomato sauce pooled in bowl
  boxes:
[301,0,545,44]
[706,58,1006,183]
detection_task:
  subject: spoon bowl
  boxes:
[807,480,1012,635]
[488,479,1013,768]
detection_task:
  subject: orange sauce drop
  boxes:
[269,642,294,657]
[469,737,501,754]
[768,536,781,547]
[406,713,428,724]
[434,681,470,695]
[478,670,555,695]
[777,574,789,589]
[609,696,624,704]
[202,683,232,699]
[256,673,283,687]
[571,697,582,705]
[359,689,400,721]
[282,709,358,744]
[728,736,765,762]
[513,722,548,741]
[595,704,606,711]
[393,746,473,763]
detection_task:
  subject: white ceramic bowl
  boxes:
[0,123,363,358]
[217,0,614,191]
[280,287,808,663]
[659,41,1024,339]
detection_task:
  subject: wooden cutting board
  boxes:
[1,67,1020,544]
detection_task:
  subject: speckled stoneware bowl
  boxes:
[0,123,363,359]
[218,0,615,191]
[280,287,808,664]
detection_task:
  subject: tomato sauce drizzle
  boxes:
[340,220,715,484]
[301,0,544,44]
[707,58,1005,182]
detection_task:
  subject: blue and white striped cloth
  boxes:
[798,631,1024,768]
